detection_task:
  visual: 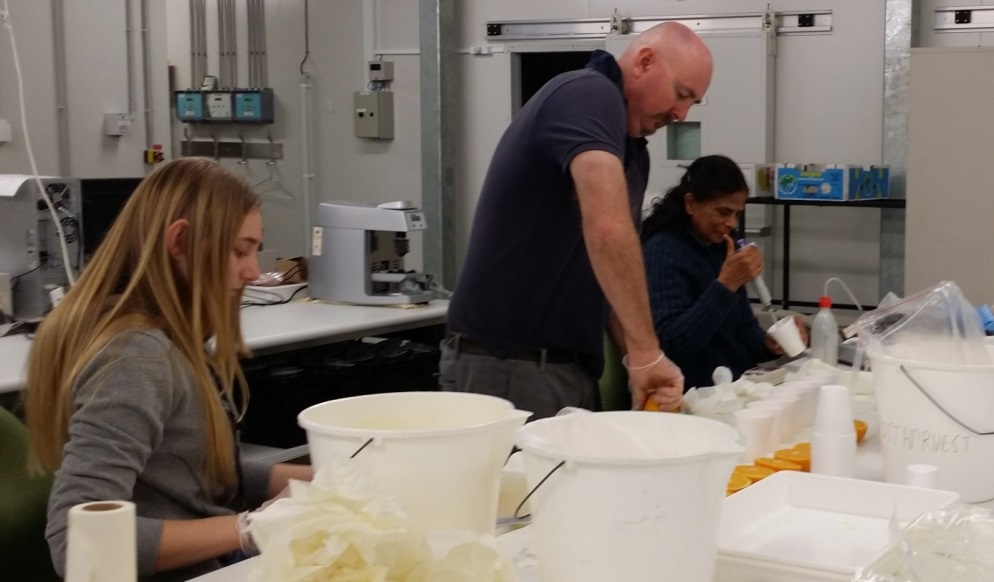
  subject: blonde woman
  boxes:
[26,158,311,581]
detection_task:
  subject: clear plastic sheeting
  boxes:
[850,282,990,366]
[855,505,994,582]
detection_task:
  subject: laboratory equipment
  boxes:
[0,175,80,319]
[309,201,434,305]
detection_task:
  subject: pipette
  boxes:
[737,239,778,326]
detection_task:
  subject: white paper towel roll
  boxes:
[66,500,137,582]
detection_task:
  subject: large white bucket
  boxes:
[515,411,744,582]
[298,391,530,534]
[872,352,994,502]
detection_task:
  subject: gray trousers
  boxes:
[438,337,598,421]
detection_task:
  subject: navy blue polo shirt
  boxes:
[447,50,650,378]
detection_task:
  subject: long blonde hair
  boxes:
[26,158,260,490]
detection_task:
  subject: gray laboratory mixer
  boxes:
[309,201,434,305]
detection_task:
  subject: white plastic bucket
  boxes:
[515,411,744,582]
[298,391,530,534]
[872,351,994,502]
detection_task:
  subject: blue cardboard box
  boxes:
[776,165,890,201]
[848,166,890,200]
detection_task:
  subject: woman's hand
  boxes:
[717,235,764,292]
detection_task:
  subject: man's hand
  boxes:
[626,353,684,412]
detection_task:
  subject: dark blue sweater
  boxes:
[643,229,775,390]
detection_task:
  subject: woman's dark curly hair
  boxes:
[641,154,748,242]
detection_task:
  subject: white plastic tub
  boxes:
[715,471,960,582]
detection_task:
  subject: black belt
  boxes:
[446,332,581,364]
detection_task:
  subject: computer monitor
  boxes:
[79,177,143,262]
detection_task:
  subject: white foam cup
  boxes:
[906,464,939,489]
[813,384,856,436]
[778,384,817,429]
[733,408,777,463]
[761,393,802,437]
[767,316,806,357]
[746,400,792,444]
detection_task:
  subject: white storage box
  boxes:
[716,471,960,582]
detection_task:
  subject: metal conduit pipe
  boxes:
[50,0,71,176]
[217,0,227,87]
[140,0,153,149]
[259,0,266,88]
[195,0,207,86]
[125,0,135,116]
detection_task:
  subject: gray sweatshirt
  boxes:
[46,329,271,581]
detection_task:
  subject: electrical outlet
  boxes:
[0,272,12,316]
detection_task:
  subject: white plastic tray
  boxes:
[716,471,960,582]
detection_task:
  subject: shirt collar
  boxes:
[586,50,649,155]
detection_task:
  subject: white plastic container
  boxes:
[716,471,960,582]
[810,296,839,365]
[871,350,994,502]
[515,411,744,582]
[298,391,530,535]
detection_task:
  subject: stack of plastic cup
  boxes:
[811,384,857,477]
[733,408,776,463]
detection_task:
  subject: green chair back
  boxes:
[598,334,632,411]
[0,407,59,582]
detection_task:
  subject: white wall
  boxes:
[0,0,170,178]
[3,0,903,308]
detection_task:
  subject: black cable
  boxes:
[10,264,42,290]
[240,284,308,309]
[298,0,310,74]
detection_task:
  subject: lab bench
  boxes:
[0,300,449,416]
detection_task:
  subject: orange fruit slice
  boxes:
[792,442,811,453]
[754,457,803,472]
[734,464,775,482]
[774,448,811,472]
[643,398,660,412]
[854,419,868,444]
[727,473,752,496]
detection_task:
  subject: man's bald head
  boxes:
[616,22,713,137]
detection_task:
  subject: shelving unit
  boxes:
[742,198,906,310]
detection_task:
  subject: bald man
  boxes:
[442,23,713,420]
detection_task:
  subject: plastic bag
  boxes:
[847,282,989,365]
[854,505,994,582]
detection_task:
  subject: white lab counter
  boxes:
[0,299,448,395]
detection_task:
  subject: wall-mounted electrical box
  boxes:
[175,92,205,122]
[174,88,275,124]
[103,113,132,137]
[354,91,394,139]
[233,89,275,123]
[368,61,394,81]
[205,92,234,121]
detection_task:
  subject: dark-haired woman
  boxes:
[641,155,806,390]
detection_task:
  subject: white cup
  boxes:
[778,384,817,429]
[811,431,857,477]
[747,399,792,444]
[906,464,939,489]
[762,393,803,437]
[767,316,806,357]
[814,384,856,436]
[733,408,777,463]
